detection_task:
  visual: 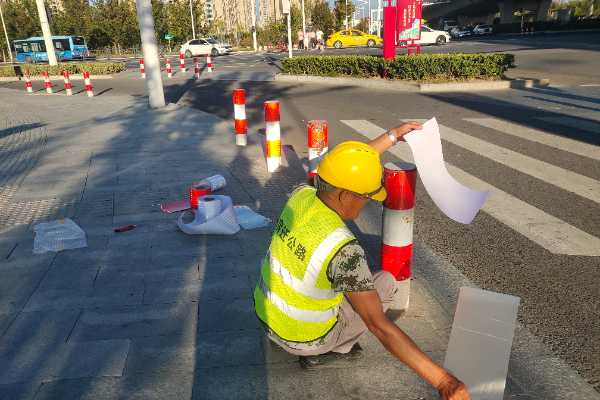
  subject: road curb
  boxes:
[413,240,600,400]
[274,74,550,92]
[0,74,114,82]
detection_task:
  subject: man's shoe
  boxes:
[299,343,363,369]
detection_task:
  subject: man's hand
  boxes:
[388,121,422,142]
[437,372,471,400]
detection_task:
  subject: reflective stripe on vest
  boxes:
[267,227,353,300]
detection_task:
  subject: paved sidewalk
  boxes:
[0,88,598,400]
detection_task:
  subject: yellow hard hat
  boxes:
[317,141,387,202]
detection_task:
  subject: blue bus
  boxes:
[14,35,90,63]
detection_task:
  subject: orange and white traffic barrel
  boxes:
[139,58,145,78]
[381,162,417,310]
[179,52,186,73]
[62,70,73,96]
[193,57,200,79]
[307,120,328,178]
[42,71,53,94]
[233,89,247,146]
[83,71,94,97]
[24,71,33,94]
[264,100,281,172]
[206,54,213,72]
[166,58,172,78]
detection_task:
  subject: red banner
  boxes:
[396,0,422,41]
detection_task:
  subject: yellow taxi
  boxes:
[325,29,383,49]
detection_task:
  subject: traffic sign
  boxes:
[164,33,174,40]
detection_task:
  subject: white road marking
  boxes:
[536,116,600,133]
[580,84,600,87]
[341,119,600,256]
[465,118,600,161]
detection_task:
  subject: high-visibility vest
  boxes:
[254,186,355,342]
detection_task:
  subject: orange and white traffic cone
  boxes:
[206,54,213,73]
[179,52,186,73]
[193,57,200,79]
[381,162,417,310]
[166,58,172,78]
[233,89,247,146]
[42,71,53,94]
[307,120,328,178]
[24,71,33,94]
[63,70,73,96]
[264,100,281,172]
[83,71,94,97]
[139,58,145,78]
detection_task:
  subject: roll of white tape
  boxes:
[199,197,221,220]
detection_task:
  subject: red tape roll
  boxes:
[189,185,211,209]
[381,243,413,280]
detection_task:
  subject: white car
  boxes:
[180,38,231,57]
[418,25,451,45]
[473,24,493,35]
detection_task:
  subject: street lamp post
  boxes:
[35,0,58,65]
[188,0,196,39]
[0,0,13,63]
[251,0,257,51]
[301,0,306,48]
[345,0,349,29]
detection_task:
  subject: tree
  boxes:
[355,17,368,32]
[333,0,355,29]
[311,0,334,36]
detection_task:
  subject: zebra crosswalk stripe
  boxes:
[465,118,600,161]
[340,119,600,257]
[536,116,600,132]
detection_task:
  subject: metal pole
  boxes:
[189,0,196,39]
[251,0,257,51]
[0,1,13,63]
[135,0,166,108]
[377,0,381,35]
[345,0,348,29]
[287,12,292,58]
[35,0,57,65]
[301,0,306,47]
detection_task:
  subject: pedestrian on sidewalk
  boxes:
[298,30,305,50]
[254,122,471,400]
[316,29,325,51]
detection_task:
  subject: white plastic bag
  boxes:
[234,206,271,230]
[177,195,240,235]
[33,218,87,254]
[194,175,226,192]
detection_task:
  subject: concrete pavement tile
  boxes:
[0,313,17,336]
[335,362,438,399]
[33,377,121,400]
[192,364,346,400]
[197,256,258,278]
[194,331,265,368]
[23,283,143,312]
[70,302,198,342]
[0,264,49,314]
[112,211,172,226]
[260,336,298,365]
[197,298,260,333]
[0,339,130,385]
[37,264,100,291]
[0,309,80,352]
[0,382,42,400]
[143,274,252,304]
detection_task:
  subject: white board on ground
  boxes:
[444,287,520,400]
[404,118,489,224]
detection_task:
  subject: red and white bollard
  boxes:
[206,54,213,72]
[24,72,33,94]
[264,100,281,172]
[233,89,247,146]
[179,52,186,73]
[139,58,145,78]
[83,71,94,97]
[193,57,200,79]
[307,120,328,178]
[42,71,53,94]
[62,71,73,96]
[166,58,172,78]
[381,162,417,310]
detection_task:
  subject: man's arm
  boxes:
[346,290,470,400]
[368,121,422,154]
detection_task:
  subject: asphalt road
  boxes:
[1,31,599,392]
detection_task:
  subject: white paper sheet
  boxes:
[404,118,489,224]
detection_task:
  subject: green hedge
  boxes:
[0,62,127,77]
[280,54,515,81]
